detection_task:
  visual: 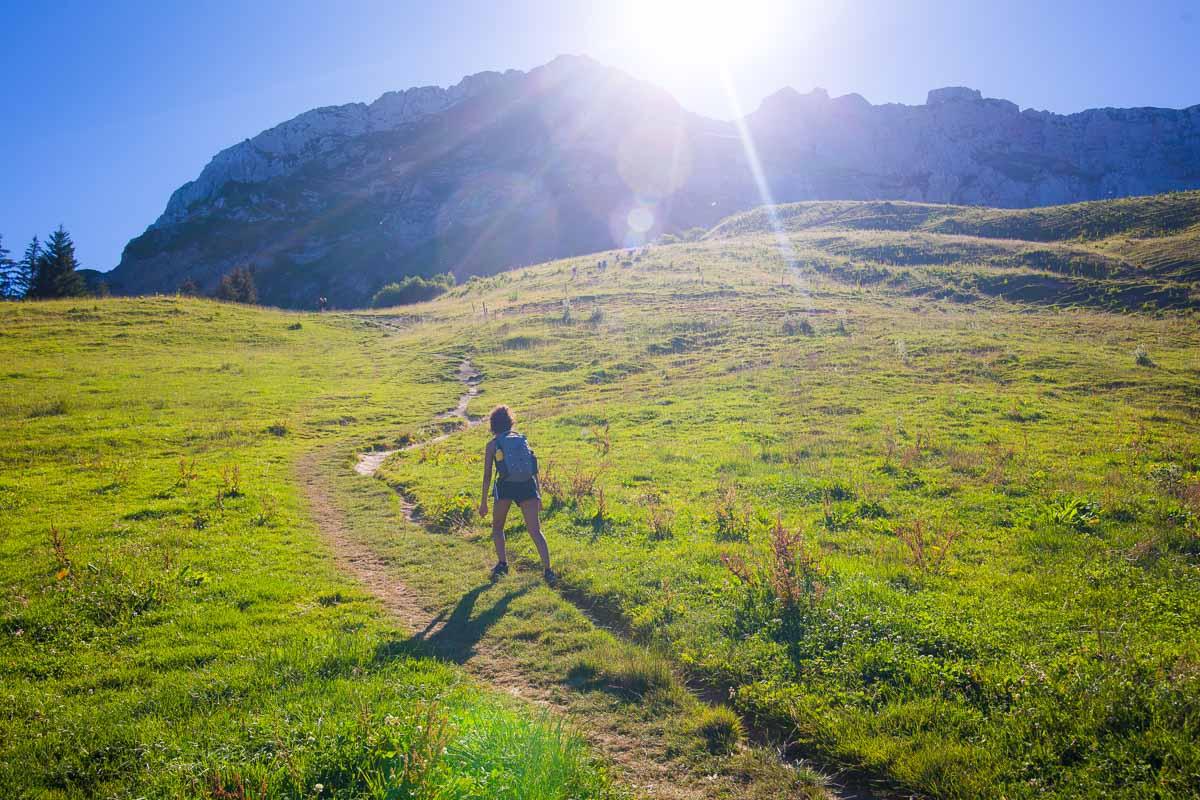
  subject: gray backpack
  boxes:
[495,432,536,483]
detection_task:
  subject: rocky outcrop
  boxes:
[747,85,1200,209]
[155,70,522,228]
[108,55,1200,307]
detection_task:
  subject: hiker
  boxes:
[479,405,555,583]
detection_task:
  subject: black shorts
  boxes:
[493,478,540,504]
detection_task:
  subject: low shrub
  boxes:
[214,266,257,304]
[371,273,455,308]
[782,316,814,336]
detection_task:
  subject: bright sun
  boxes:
[632,0,773,66]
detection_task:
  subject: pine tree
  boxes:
[0,235,13,299]
[12,236,40,299]
[30,227,86,299]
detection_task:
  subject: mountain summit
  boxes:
[107,55,1200,307]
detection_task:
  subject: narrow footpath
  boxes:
[302,357,902,800]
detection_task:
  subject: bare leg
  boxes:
[492,498,512,564]
[519,498,551,571]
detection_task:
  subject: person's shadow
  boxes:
[406,582,529,664]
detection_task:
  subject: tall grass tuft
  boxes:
[642,491,675,540]
[569,643,676,703]
[692,706,744,754]
[896,518,962,575]
[49,525,72,581]
[723,515,828,608]
[568,463,599,506]
[27,398,69,418]
[360,700,453,798]
[714,481,753,541]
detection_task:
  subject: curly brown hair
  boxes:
[489,405,514,435]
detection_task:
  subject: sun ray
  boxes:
[717,64,810,305]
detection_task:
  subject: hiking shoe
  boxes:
[543,568,559,587]
[490,562,509,580]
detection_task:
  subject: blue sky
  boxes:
[2,0,1197,271]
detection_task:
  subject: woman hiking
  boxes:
[479,405,556,584]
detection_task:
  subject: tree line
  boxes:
[1,227,259,304]
[0,227,90,299]
[2,227,437,309]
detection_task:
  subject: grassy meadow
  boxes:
[3,193,1199,798]
[0,299,623,799]
[373,198,1199,798]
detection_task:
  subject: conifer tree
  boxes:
[13,236,40,299]
[29,227,86,299]
[0,235,13,298]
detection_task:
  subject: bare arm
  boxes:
[479,439,495,516]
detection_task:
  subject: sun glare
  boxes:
[632,0,771,66]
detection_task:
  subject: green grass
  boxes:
[709,191,1200,306]
[370,223,1200,798]
[0,298,621,799]
[5,191,1200,798]
[691,707,744,755]
[710,191,1200,246]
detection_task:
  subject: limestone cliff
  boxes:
[108,55,1200,307]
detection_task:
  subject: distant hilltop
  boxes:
[107,54,1200,307]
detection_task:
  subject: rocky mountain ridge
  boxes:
[109,54,1200,307]
[155,69,525,228]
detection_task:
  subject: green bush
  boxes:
[214,266,257,304]
[782,316,814,336]
[372,273,456,308]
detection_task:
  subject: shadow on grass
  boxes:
[406,582,530,664]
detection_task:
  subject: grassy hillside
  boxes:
[708,191,1200,244]
[368,233,1199,798]
[708,191,1200,303]
[0,299,621,799]
[5,191,1199,799]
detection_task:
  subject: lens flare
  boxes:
[617,117,692,199]
[626,205,655,234]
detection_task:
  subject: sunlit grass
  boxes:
[0,297,620,799]
[4,191,1199,798]
[375,227,1200,798]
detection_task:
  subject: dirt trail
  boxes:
[353,359,481,478]
[304,358,890,799]
[313,359,717,798]
[301,452,716,799]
